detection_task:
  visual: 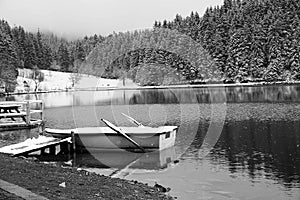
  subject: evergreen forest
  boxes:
[88,0,300,84]
[0,19,104,92]
[1,0,300,90]
[154,0,300,83]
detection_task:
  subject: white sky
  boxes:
[0,0,223,39]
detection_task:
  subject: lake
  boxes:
[1,84,300,199]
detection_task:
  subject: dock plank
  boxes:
[0,122,27,127]
[0,137,71,156]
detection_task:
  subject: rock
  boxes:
[154,182,171,193]
[59,182,66,188]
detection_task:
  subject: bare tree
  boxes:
[31,66,44,93]
[69,59,82,88]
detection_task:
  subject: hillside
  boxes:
[11,68,137,94]
[1,0,300,88]
[86,0,300,85]
[155,0,300,83]
[0,19,105,93]
[85,28,221,85]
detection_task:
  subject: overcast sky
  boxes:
[0,0,223,39]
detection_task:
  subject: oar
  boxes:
[101,119,146,152]
[121,113,144,127]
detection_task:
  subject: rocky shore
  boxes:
[0,153,173,200]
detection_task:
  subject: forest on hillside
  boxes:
[0,19,104,92]
[154,0,300,83]
[1,0,300,90]
[85,28,221,85]
[86,0,300,85]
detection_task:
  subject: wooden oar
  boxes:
[121,113,144,127]
[101,119,146,152]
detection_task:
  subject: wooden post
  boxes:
[38,123,44,135]
[41,148,46,155]
[25,101,30,125]
[60,143,66,154]
[71,131,76,153]
[40,101,44,122]
[60,142,71,155]
[71,131,76,167]
[49,146,56,155]
[67,143,71,160]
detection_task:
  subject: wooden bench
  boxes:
[0,104,26,122]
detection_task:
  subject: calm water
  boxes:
[1,85,300,200]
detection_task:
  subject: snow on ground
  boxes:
[15,68,138,93]
[12,68,300,94]
[0,135,70,155]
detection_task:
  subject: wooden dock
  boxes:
[0,136,72,157]
[0,100,44,131]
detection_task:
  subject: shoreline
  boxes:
[94,80,300,91]
[0,153,173,200]
[2,80,300,96]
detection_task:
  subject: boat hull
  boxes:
[45,126,177,151]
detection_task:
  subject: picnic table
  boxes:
[0,104,26,122]
[0,101,44,130]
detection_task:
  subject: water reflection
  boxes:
[72,147,176,174]
[181,119,300,184]
[212,120,300,188]
[225,85,300,103]
[1,85,300,199]
[1,85,300,107]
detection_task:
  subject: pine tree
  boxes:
[92,34,98,47]
[11,26,26,67]
[57,43,70,72]
[0,31,19,93]
[24,33,37,69]
[42,44,53,70]
[75,41,85,62]
[0,20,12,37]
[162,20,168,28]
[34,30,44,69]
[227,27,252,82]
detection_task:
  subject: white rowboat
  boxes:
[45,125,177,151]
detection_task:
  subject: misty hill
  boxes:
[0,19,105,92]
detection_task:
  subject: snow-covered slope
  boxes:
[15,68,137,93]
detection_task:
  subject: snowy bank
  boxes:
[15,68,138,93]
